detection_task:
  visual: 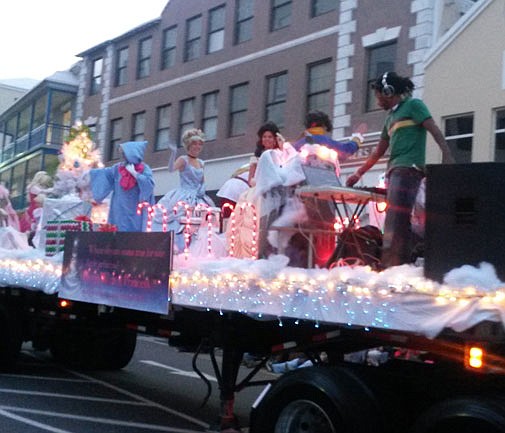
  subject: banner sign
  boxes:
[60,232,172,314]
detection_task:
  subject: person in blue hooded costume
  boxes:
[293,110,364,161]
[90,141,154,232]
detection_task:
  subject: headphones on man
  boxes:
[381,72,395,97]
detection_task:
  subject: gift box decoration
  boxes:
[45,218,93,256]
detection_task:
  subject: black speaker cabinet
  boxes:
[424,162,505,282]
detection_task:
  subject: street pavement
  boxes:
[0,336,278,432]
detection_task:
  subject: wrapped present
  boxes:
[45,218,93,256]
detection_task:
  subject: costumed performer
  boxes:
[216,121,281,218]
[153,128,215,253]
[90,141,154,232]
[293,109,364,161]
[19,171,53,233]
[0,184,29,250]
[0,184,20,230]
[216,164,250,218]
[227,122,306,259]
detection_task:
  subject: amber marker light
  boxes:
[466,346,484,370]
[59,299,72,309]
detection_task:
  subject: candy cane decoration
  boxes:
[173,201,193,259]
[228,201,257,259]
[194,203,216,256]
[137,201,153,231]
[150,203,168,232]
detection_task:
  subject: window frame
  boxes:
[137,37,152,79]
[131,111,146,142]
[207,5,226,54]
[444,113,474,163]
[109,118,123,161]
[185,15,202,62]
[365,42,397,112]
[179,98,196,143]
[155,104,172,151]
[234,0,254,44]
[202,91,219,141]
[265,71,288,127]
[115,47,129,87]
[161,26,177,70]
[271,0,292,31]
[90,57,103,95]
[311,0,338,17]
[493,108,505,162]
[229,82,249,137]
[306,59,332,115]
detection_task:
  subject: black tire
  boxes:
[0,305,23,371]
[51,326,137,370]
[250,365,381,433]
[410,397,505,433]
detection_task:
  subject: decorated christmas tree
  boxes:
[52,122,103,199]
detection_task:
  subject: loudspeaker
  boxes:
[424,162,505,282]
[381,72,395,97]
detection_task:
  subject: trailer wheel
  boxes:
[410,397,505,433]
[51,327,137,370]
[0,305,23,371]
[250,366,381,433]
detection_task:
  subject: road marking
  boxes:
[69,370,210,429]
[0,373,89,382]
[0,388,150,405]
[0,406,205,432]
[0,408,71,433]
[140,360,217,382]
[138,335,170,346]
[22,344,210,429]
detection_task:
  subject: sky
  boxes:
[0,0,168,82]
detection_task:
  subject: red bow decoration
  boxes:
[118,163,144,190]
[74,215,92,223]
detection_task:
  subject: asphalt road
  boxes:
[0,336,278,432]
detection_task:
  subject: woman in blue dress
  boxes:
[153,128,215,252]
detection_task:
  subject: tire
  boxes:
[410,397,505,433]
[250,365,381,433]
[0,305,23,371]
[51,326,137,370]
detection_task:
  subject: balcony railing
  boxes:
[1,123,71,164]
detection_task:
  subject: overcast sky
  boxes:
[0,0,168,81]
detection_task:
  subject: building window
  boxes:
[311,0,337,17]
[161,26,177,70]
[235,0,254,44]
[155,105,172,151]
[137,37,152,79]
[179,98,195,142]
[185,15,202,62]
[208,5,225,54]
[202,91,219,141]
[271,0,291,31]
[494,108,505,162]
[307,59,332,114]
[444,114,473,163]
[131,112,146,142]
[115,47,128,86]
[109,118,122,160]
[10,162,26,208]
[90,57,103,95]
[265,72,287,127]
[229,83,248,136]
[366,42,397,111]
